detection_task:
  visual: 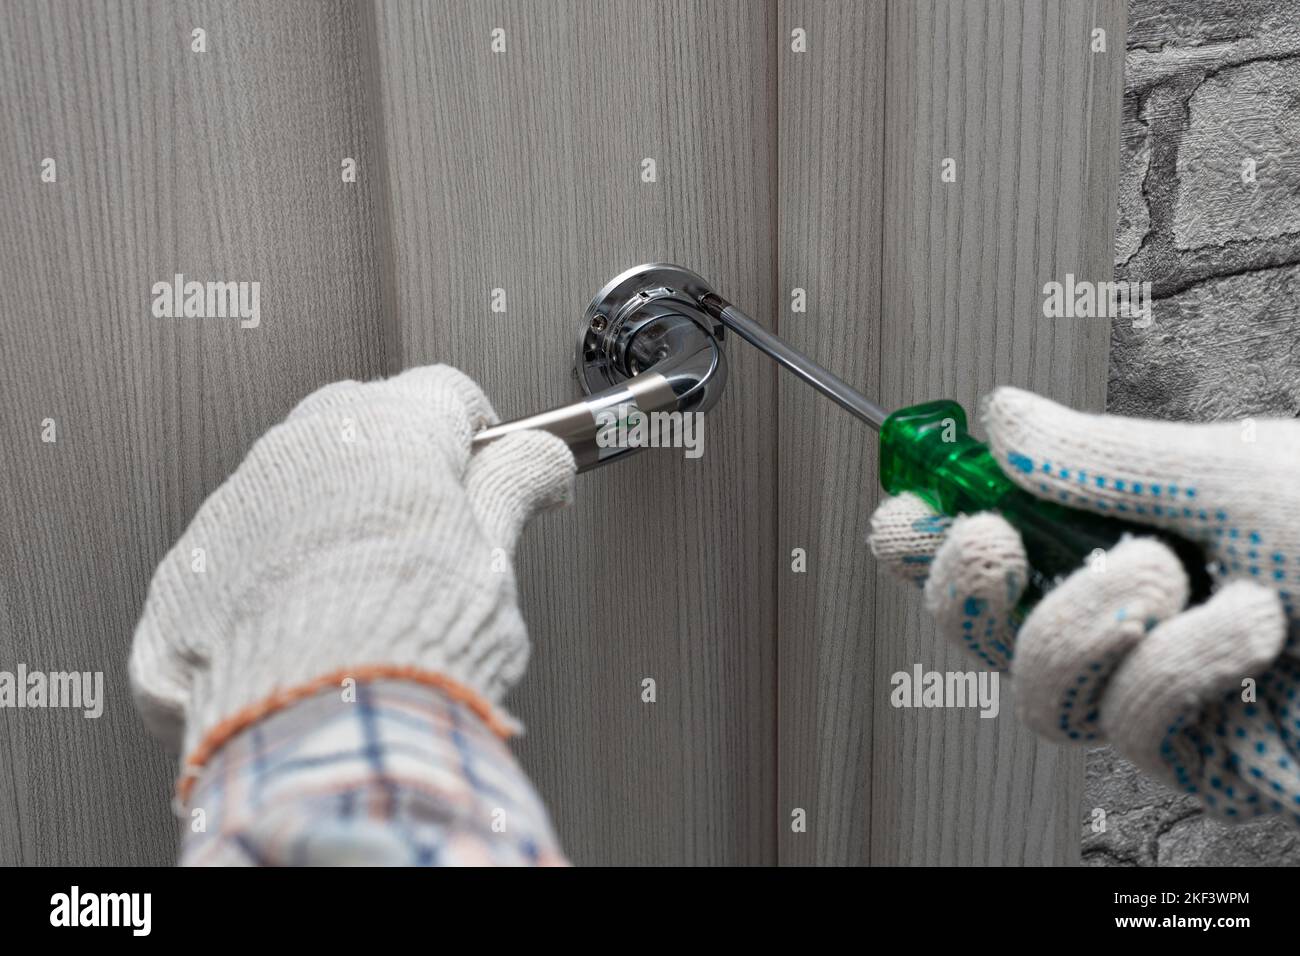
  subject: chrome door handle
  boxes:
[473,264,729,471]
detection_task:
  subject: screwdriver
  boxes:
[697,293,1213,618]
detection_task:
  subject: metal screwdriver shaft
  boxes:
[696,288,1212,616]
[699,294,889,430]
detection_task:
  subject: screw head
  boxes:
[590,314,608,333]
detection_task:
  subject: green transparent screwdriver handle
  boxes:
[879,400,1213,618]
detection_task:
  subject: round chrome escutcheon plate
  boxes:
[576,263,719,396]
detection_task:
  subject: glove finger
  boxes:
[867,492,953,588]
[980,386,1298,522]
[1101,580,1286,799]
[466,430,576,558]
[1013,537,1188,743]
[289,366,496,427]
[1208,655,1300,823]
[381,364,499,433]
[285,377,365,419]
[286,365,498,479]
[923,511,1027,671]
[129,623,189,752]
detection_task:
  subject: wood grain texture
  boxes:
[367,0,778,865]
[868,0,1124,864]
[775,0,887,865]
[0,0,390,864]
[0,0,1126,867]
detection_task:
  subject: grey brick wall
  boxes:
[1088,0,1300,866]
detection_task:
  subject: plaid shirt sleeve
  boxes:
[178,680,569,866]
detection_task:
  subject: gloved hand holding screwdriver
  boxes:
[130,363,1300,866]
[870,387,1300,824]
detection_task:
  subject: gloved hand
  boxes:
[869,387,1300,824]
[130,365,575,784]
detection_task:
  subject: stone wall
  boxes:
[1087,0,1300,865]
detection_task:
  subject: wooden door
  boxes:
[0,0,1122,865]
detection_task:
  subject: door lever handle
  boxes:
[472,264,728,471]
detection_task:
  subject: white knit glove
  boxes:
[129,365,575,777]
[869,387,1300,825]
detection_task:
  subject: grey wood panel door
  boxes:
[775,0,888,866]
[773,0,1120,867]
[869,0,1123,865]
[0,0,1123,866]
[367,0,778,865]
[0,0,390,864]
